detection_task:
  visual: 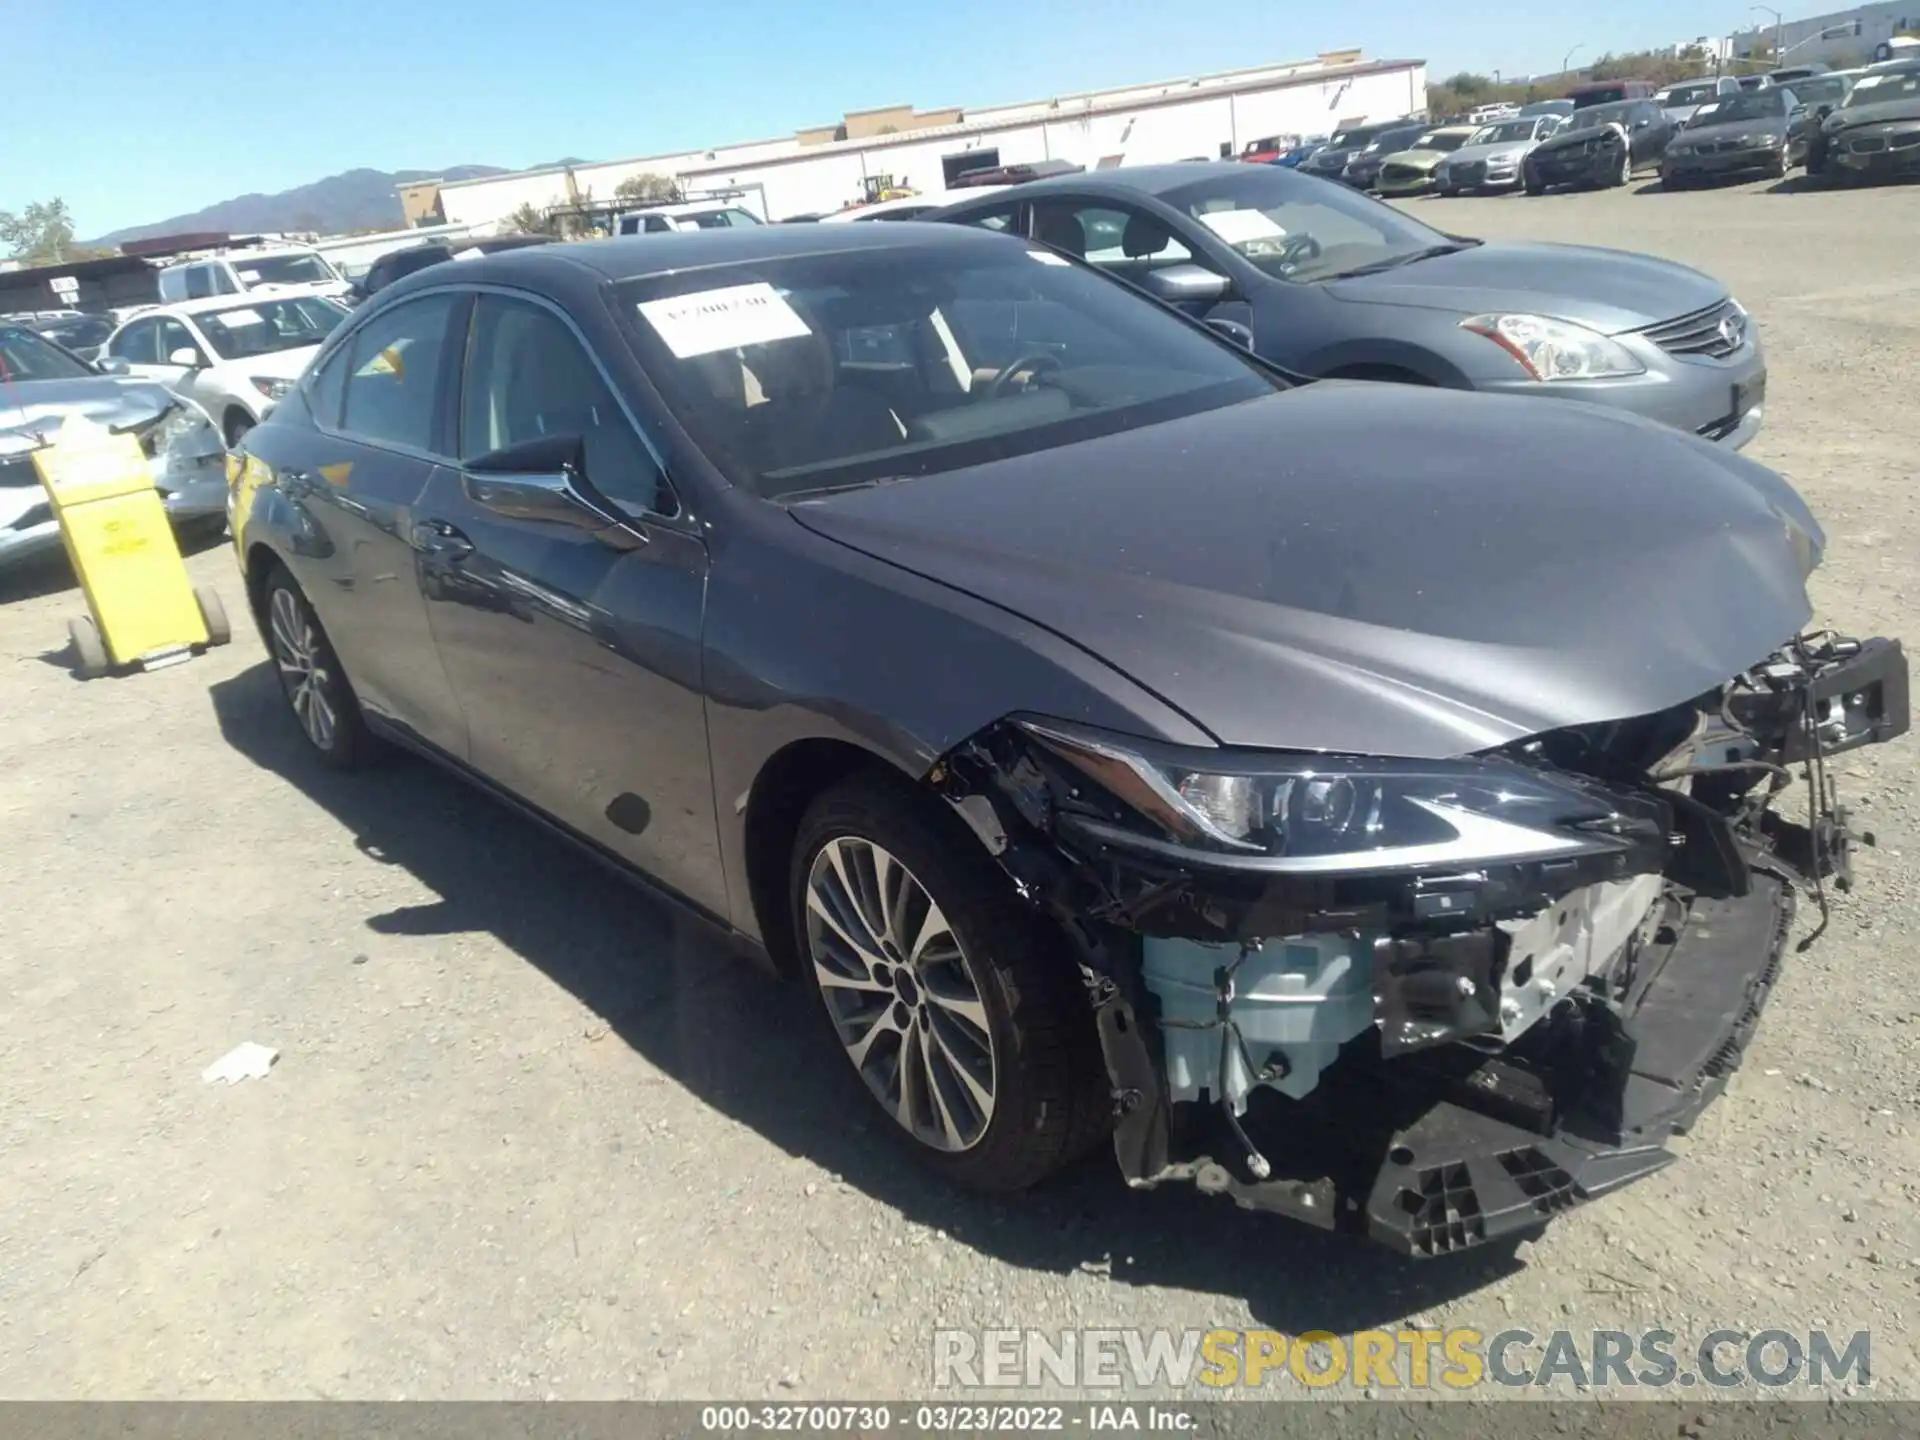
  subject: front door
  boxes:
[417,292,724,913]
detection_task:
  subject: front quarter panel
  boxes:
[702,503,1218,942]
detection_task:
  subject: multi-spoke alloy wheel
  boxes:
[805,836,998,1152]
[270,587,338,752]
[790,774,1113,1190]
[262,571,374,769]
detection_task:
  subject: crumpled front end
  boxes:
[932,633,1909,1255]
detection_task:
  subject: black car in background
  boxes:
[1524,99,1676,192]
[1808,61,1920,179]
[346,234,556,305]
[225,224,1905,1257]
[1659,87,1812,186]
[1295,119,1412,183]
[19,311,115,361]
[1337,123,1428,190]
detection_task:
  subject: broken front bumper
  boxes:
[945,632,1909,1256]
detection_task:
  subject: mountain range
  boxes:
[89,163,588,246]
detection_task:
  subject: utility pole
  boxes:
[1752,4,1783,64]
[1562,42,1585,76]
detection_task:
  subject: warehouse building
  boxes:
[409,50,1428,228]
[1732,2,1920,66]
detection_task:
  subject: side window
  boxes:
[339,292,459,454]
[157,319,201,365]
[956,204,1017,235]
[459,296,671,515]
[305,344,350,428]
[644,216,672,233]
[184,265,214,300]
[111,319,159,364]
[1035,201,1192,273]
[216,265,244,294]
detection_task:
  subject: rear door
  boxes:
[415,290,723,909]
[268,290,471,753]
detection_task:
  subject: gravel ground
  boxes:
[3,175,1919,1406]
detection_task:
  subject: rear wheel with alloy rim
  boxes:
[1616,148,1633,186]
[791,773,1111,1190]
[265,569,377,768]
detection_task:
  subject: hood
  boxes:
[1825,95,1920,129]
[1323,240,1725,335]
[0,375,177,452]
[1534,119,1629,153]
[788,386,1821,760]
[1379,149,1449,172]
[1675,113,1790,142]
[1443,139,1534,165]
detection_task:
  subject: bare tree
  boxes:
[613,173,684,207]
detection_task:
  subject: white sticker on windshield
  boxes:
[451,246,486,261]
[218,307,265,327]
[1197,210,1288,245]
[637,282,811,358]
[1025,249,1069,266]
[237,269,262,283]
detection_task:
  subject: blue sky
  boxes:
[14,0,1744,237]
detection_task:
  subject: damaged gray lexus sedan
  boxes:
[229,224,1909,1256]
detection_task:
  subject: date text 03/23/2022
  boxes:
[699,1404,1195,1432]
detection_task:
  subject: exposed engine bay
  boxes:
[934,632,1909,1254]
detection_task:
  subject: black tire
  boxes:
[790,772,1111,1192]
[68,615,108,679]
[194,586,231,647]
[262,565,378,769]
[1524,178,1545,196]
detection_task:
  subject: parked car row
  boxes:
[222,204,1904,1259]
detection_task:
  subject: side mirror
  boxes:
[1143,263,1232,307]
[168,347,203,368]
[95,356,131,376]
[462,433,646,549]
[1203,317,1256,350]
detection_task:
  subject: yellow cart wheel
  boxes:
[68,616,109,679]
[194,587,232,648]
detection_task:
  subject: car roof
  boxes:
[380,221,1030,292]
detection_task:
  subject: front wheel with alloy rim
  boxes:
[264,569,377,768]
[791,773,1111,1191]
[1616,148,1633,186]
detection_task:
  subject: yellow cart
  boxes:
[32,412,231,679]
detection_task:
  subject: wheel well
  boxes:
[743,739,901,977]
[223,407,254,445]
[244,543,283,626]
[1322,363,1436,386]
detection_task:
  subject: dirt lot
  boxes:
[4,177,1920,1404]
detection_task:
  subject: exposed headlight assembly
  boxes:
[1017,719,1646,875]
[1460,312,1646,381]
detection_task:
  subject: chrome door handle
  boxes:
[410,519,474,560]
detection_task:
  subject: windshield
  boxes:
[1365,128,1425,153]
[1412,131,1471,152]
[1657,81,1722,106]
[1326,124,1392,149]
[0,324,96,381]
[688,208,763,229]
[1791,75,1851,106]
[1567,101,1638,130]
[194,296,350,361]
[616,242,1276,499]
[1470,119,1542,144]
[1160,165,1459,284]
[232,252,338,287]
[1847,68,1920,105]
[1572,85,1635,107]
[1690,91,1788,124]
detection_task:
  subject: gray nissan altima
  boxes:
[228,223,1903,1256]
[933,163,1767,449]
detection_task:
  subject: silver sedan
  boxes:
[1434,114,1565,193]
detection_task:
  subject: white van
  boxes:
[157,247,350,303]
[614,201,765,236]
